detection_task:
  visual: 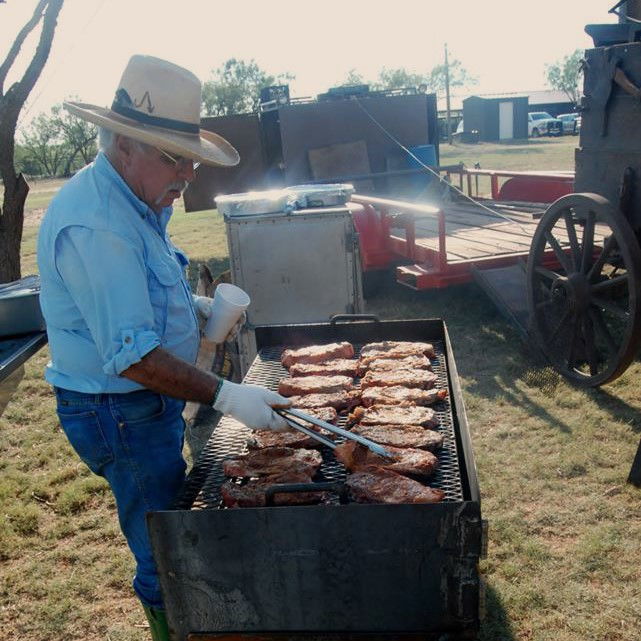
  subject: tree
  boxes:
[546,49,584,107]
[52,101,97,175]
[339,69,366,86]
[201,58,294,117]
[20,111,66,177]
[0,0,65,282]
[373,59,476,95]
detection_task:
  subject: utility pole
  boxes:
[444,43,452,145]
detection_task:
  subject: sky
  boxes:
[0,0,618,131]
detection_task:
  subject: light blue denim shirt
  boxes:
[37,152,200,393]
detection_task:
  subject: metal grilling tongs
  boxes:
[277,407,395,459]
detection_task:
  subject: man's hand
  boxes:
[192,296,246,342]
[192,295,213,320]
[213,381,291,431]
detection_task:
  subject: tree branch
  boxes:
[10,0,65,107]
[0,0,49,96]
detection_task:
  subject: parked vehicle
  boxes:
[557,112,581,135]
[528,112,563,137]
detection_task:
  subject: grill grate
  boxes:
[177,340,464,509]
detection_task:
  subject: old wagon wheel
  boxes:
[527,192,641,386]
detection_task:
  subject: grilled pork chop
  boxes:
[360,368,438,390]
[289,359,359,378]
[359,354,432,374]
[278,375,354,397]
[360,341,435,361]
[349,405,438,428]
[223,447,322,478]
[221,471,327,508]
[288,390,361,411]
[361,386,447,407]
[346,467,445,504]
[248,407,338,450]
[334,442,439,477]
[281,342,355,368]
[350,424,444,450]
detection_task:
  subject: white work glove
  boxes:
[192,295,213,320]
[213,380,291,431]
[192,296,246,342]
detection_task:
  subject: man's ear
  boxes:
[115,134,135,165]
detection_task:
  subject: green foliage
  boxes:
[201,58,294,116]
[546,49,584,107]
[19,100,97,177]
[365,58,476,94]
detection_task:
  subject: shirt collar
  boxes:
[94,151,157,219]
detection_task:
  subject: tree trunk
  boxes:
[0,0,65,282]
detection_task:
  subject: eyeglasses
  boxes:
[156,147,201,172]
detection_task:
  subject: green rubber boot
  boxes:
[142,604,171,641]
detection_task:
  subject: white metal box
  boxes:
[224,205,364,375]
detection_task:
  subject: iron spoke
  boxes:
[565,315,581,370]
[590,273,629,295]
[548,308,572,342]
[563,211,581,271]
[544,230,573,274]
[535,265,563,282]
[582,314,599,376]
[580,211,596,274]
[591,296,630,319]
[587,234,617,282]
[589,307,618,357]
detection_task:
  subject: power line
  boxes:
[353,95,529,231]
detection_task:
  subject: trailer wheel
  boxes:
[527,193,641,386]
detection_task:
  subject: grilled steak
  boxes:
[360,368,438,390]
[288,390,361,411]
[221,471,327,508]
[290,359,359,378]
[360,341,435,361]
[248,407,338,450]
[350,424,444,451]
[279,375,354,397]
[349,405,438,428]
[359,354,432,374]
[281,342,355,368]
[335,442,439,476]
[346,467,445,504]
[223,447,322,478]
[361,386,447,407]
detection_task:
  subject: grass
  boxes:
[3,136,641,640]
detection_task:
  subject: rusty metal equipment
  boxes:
[525,10,641,389]
[148,317,485,641]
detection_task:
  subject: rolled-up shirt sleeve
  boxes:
[55,225,161,375]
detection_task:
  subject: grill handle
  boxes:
[330,313,380,325]
[264,481,348,506]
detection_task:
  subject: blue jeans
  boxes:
[54,387,187,609]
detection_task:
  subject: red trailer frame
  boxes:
[350,167,577,290]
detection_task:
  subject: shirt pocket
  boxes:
[57,409,114,475]
[147,257,182,335]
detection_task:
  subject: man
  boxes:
[37,55,291,640]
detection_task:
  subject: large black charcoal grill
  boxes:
[148,317,485,641]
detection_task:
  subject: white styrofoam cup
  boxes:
[204,283,250,343]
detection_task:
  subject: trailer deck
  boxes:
[352,192,608,291]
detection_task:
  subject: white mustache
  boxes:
[155,181,187,205]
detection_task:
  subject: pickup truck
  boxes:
[528,112,563,137]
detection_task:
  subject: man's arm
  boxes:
[122,346,219,404]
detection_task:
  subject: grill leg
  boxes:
[628,437,641,487]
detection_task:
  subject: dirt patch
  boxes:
[23,207,46,227]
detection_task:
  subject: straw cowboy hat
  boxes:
[64,55,240,167]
